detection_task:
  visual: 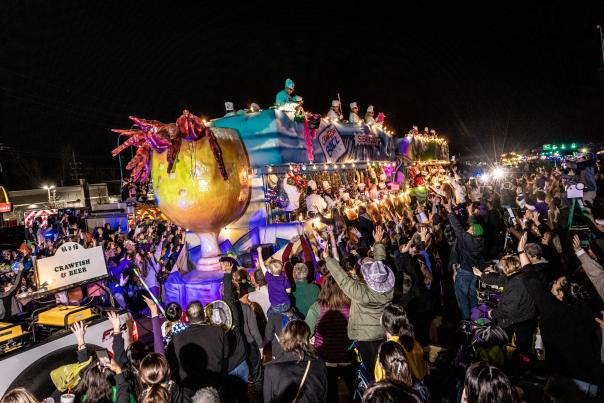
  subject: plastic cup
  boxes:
[61,394,75,403]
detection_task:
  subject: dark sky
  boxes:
[1,1,604,189]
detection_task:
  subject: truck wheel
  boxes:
[5,344,101,400]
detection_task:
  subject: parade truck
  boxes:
[0,242,135,399]
[0,310,134,398]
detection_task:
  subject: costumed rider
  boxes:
[322,181,336,209]
[365,105,376,124]
[327,100,343,120]
[275,78,296,107]
[283,175,302,221]
[349,102,361,123]
[224,101,236,117]
[292,96,304,114]
[305,180,327,217]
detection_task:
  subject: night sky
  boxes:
[1,1,604,190]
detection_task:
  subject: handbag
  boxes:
[292,359,312,403]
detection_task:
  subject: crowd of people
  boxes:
[0,211,186,319]
[2,151,604,402]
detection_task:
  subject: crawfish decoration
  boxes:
[112,110,228,182]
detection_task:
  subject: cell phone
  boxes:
[416,212,428,223]
[96,349,110,366]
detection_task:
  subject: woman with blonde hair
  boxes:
[1,388,39,403]
[473,255,537,357]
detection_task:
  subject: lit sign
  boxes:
[0,186,12,213]
[36,242,108,293]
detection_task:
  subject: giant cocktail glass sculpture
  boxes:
[112,110,251,271]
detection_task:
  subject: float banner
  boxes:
[36,242,108,292]
[315,123,386,162]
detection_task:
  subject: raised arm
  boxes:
[256,246,268,274]
[281,236,297,264]
[517,232,531,268]
[109,360,130,403]
[71,321,90,363]
[108,311,129,367]
[154,239,164,261]
[573,235,604,301]
[325,257,373,304]
[372,226,387,262]
[0,267,25,299]
[143,296,165,355]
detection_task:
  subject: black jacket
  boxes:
[344,214,374,247]
[222,272,248,371]
[523,272,601,385]
[481,269,537,328]
[263,352,328,403]
[166,322,228,391]
[448,213,485,272]
[393,251,429,310]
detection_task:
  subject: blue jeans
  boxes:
[268,302,291,315]
[571,378,599,397]
[455,270,478,320]
[228,359,250,383]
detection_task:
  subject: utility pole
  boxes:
[598,25,604,81]
[69,151,83,182]
[598,25,604,64]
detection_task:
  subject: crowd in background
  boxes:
[2,152,604,402]
[0,211,187,319]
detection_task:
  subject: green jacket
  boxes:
[325,243,393,341]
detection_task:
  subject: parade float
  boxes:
[112,99,449,306]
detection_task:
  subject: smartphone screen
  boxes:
[417,212,428,223]
[96,349,110,366]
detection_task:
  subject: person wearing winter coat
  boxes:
[264,320,328,403]
[323,226,394,380]
[473,254,537,357]
[444,202,485,320]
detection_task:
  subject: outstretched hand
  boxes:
[142,295,159,318]
[107,311,121,333]
[71,320,87,347]
[572,235,582,252]
[108,359,122,375]
[373,226,385,243]
[595,311,604,330]
[518,232,528,252]
[400,240,413,254]
[472,266,482,278]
